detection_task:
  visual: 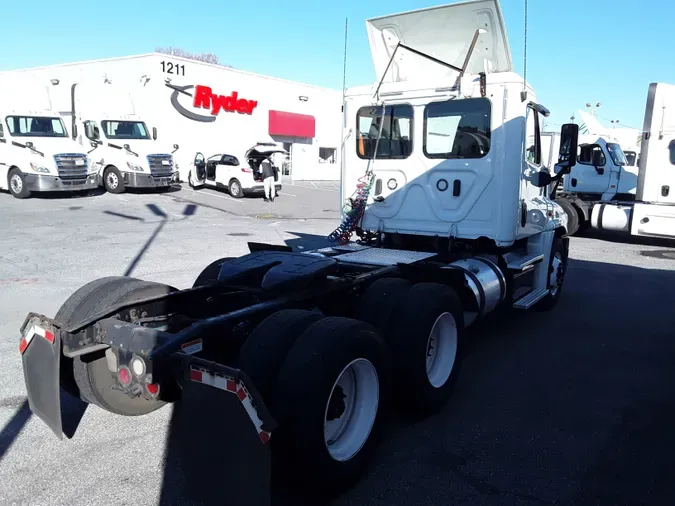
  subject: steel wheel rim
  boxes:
[550,252,564,296]
[425,312,458,388]
[323,358,379,462]
[107,172,118,189]
[10,174,22,194]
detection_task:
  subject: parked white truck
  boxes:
[0,81,98,199]
[69,82,177,194]
[18,1,578,503]
[553,83,675,238]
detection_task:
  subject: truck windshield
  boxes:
[101,121,150,140]
[5,116,68,137]
[606,143,628,166]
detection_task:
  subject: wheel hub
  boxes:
[425,312,458,388]
[323,358,379,462]
[10,174,22,194]
[107,173,118,189]
[549,253,565,296]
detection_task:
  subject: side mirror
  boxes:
[531,170,552,188]
[554,123,579,174]
[592,150,604,169]
[84,122,100,141]
[172,143,179,153]
[152,127,157,141]
[72,124,78,139]
[90,141,98,149]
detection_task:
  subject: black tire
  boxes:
[238,309,324,404]
[273,317,392,497]
[55,276,176,415]
[533,236,568,312]
[192,257,234,287]
[8,169,31,199]
[356,277,412,335]
[556,198,579,236]
[228,178,244,198]
[387,282,465,414]
[103,166,125,194]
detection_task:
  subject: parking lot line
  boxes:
[191,189,244,204]
[279,191,297,197]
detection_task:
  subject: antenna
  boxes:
[521,0,528,101]
[342,18,348,100]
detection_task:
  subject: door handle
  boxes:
[662,185,670,197]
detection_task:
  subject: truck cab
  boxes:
[562,136,633,201]
[70,82,177,194]
[0,81,98,199]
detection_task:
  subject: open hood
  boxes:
[245,143,289,159]
[366,0,512,83]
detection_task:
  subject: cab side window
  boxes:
[525,106,541,165]
[669,140,675,165]
[0,121,4,138]
[578,144,606,166]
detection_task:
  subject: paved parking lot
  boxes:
[1,184,675,506]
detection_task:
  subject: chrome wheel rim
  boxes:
[550,252,565,296]
[323,358,379,462]
[425,312,458,388]
[10,174,22,194]
[107,172,119,189]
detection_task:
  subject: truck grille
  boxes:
[54,154,88,180]
[147,154,174,177]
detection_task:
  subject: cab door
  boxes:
[566,143,611,195]
[0,122,8,190]
[191,152,206,188]
[658,139,675,203]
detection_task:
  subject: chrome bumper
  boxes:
[24,173,100,192]
[124,171,177,188]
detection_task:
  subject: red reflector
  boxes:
[259,431,271,444]
[226,379,237,392]
[118,367,131,385]
[190,369,203,382]
[236,388,247,401]
[147,383,159,395]
[19,338,28,355]
[44,330,54,343]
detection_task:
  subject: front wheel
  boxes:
[103,166,125,194]
[8,169,31,199]
[534,236,568,311]
[228,178,244,198]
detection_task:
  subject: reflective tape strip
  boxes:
[190,366,272,444]
[19,325,54,354]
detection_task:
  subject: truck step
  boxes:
[504,252,544,271]
[513,288,549,309]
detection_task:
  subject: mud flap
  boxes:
[160,357,275,506]
[20,316,63,439]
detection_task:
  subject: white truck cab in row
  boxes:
[553,83,675,239]
[68,82,177,194]
[0,82,98,199]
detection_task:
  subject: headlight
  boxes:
[30,163,50,174]
[127,162,144,172]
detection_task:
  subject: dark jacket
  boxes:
[260,158,275,179]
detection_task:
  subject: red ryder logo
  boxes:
[165,81,258,123]
[193,85,258,116]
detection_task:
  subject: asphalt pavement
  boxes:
[1,184,674,506]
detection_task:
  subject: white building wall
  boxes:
[0,53,343,181]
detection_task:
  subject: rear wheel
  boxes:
[55,276,176,415]
[272,317,391,496]
[229,178,244,198]
[386,282,465,414]
[8,169,30,199]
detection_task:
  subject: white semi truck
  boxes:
[68,81,177,194]
[552,83,675,238]
[0,80,98,199]
[18,1,577,503]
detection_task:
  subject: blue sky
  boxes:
[2,0,673,131]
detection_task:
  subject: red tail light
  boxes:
[241,167,252,173]
[147,383,160,395]
[118,367,131,386]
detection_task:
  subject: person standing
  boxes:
[260,156,275,202]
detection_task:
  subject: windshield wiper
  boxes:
[12,141,44,157]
